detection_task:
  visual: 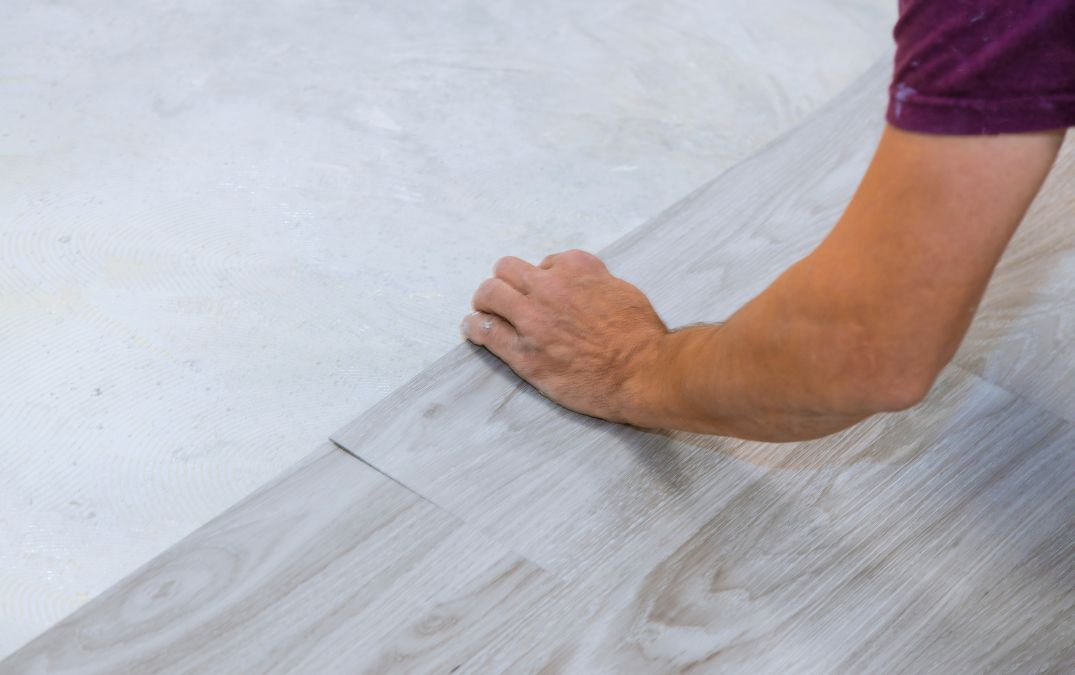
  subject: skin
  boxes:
[462,124,1065,442]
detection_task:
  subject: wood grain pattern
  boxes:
[469,368,1075,673]
[327,349,1075,672]
[0,444,562,674]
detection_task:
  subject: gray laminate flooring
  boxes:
[2,445,564,673]
[4,60,1073,674]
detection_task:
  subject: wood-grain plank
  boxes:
[7,375,1071,672]
[451,369,1075,673]
[0,444,561,674]
[333,344,1075,673]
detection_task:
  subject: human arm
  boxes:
[462,125,1064,441]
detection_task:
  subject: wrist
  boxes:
[618,326,703,429]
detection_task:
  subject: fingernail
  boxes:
[460,317,470,339]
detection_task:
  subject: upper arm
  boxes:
[808,124,1064,397]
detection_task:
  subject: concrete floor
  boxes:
[0,0,895,657]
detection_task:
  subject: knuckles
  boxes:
[492,256,516,278]
[473,277,500,304]
[540,248,604,271]
[562,249,604,270]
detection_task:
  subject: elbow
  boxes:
[863,368,937,412]
[825,327,946,415]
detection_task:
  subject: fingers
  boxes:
[472,277,529,327]
[492,256,539,294]
[461,311,520,361]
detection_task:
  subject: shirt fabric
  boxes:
[887,0,1075,134]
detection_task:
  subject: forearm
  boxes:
[623,255,894,441]
[620,127,1063,442]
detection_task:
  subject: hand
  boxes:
[461,249,669,424]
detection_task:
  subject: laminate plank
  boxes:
[329,58,1075,670]
[453,369,1075,673]
[322,336,1075,669]
[0,444,561,674]
[8,376,1071,672]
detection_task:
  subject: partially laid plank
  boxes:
[0,444,561,674]
[334,345,1075,672]
[451,367,1075,673]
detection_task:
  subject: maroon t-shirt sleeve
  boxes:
[887,0,1075,134]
